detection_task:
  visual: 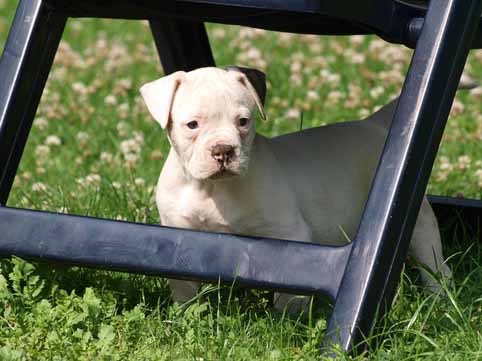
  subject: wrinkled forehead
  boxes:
[171,70,255,119]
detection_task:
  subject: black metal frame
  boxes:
[0,0,481,356]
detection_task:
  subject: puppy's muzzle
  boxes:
[211,144,236,167]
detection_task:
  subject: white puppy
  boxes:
[140,66,450,313]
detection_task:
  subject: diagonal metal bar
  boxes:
[325,0,482,354]
[0,0,66,205]
[0,206,351,299]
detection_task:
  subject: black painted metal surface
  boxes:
[0,0,66,205]
[0,0,481,357]
[429,195,482,241]
[0,206,350,300]
[149,19,215,74]
[325,0,482,353]
[44,0,482,48]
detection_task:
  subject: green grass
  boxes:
[1,2,482,359]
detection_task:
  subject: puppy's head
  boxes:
[140,66,266,181]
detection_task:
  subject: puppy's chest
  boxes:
[181,199,232,233]
[160,187,240,233]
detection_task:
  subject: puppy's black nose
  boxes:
[211,144,235,164]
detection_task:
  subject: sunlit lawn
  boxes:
[0,1,481,360]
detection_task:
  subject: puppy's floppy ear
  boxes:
[140,71,186,129]
[225,66,267,121]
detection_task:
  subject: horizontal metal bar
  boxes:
[0,206,351,299]
[429,195,482,241]
[429,194,482,210]
[43,0,399,42]
[45,0,480,47]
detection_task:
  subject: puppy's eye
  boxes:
[239,118,250,127]
[187,121,199,130]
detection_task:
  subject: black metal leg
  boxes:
[0,0,66,205]
[324,0,482,354]
[149,18,215,74]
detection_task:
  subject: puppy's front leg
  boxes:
[159,213,201,303]
[272,224,313,316]
[274,293,311,316]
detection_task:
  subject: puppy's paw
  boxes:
[273,292,310,317]
[419,263,452,295]
[169,279,200,303]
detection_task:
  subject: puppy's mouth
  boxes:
[208,166,240,180]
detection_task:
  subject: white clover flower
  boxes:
[320,69,341,86]
[245,47,262,61]
[118,102,130,119]
[450,100,465,116]
[439,156,453,171]
[104,94,117,106]
[35,144,50,158]
[76,132,90,146]
[120,139,139,154]
[369,39,386,53]
[344,48,365,64]
[436,171,449,182]
[470,87,482,99]
[290,62,302,74]
[278,32,293,46]
[309,43,323,53]
[72,82,88,95]
[370,86,385,99]
[134,177,145,186]
[150,150,163,161]
[212,28,226,39]
[133,131,145,144]
[307,90,320,100]
[457,155,471,170]
[117,122,127,137]
[118,78,132,90]
[285,108,300,120]
[350,35,365,46]
[351,52,366,64]
[77,174,101,188]
[475,169,482,188]
[86,174,101,185]
[100,152,113,163]
[326,91,344,105]
[379,70,404,85]
[359,108,370,118]
[32,182,47,192]
[290,73,302,86]
[239,28,256,39]
[34,117,48,130]
[124,153,139,169]
[76,177,87,188]
[45,135,61,146]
